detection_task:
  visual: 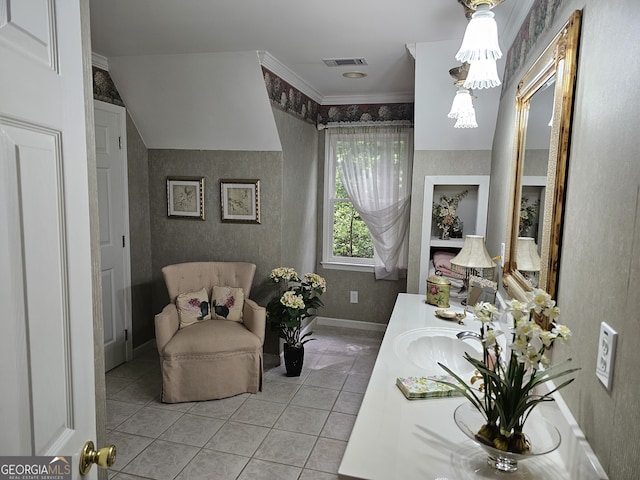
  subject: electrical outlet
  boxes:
[350,291,358,303]
[596,321,617,390]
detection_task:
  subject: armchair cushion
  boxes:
[176,288,211,328]
[212,285,244,322]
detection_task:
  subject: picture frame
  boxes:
[220,179,261,224]
[166,176,205,220]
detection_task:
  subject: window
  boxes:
[323,126,413,275]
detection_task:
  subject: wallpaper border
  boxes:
[501,0,563,96]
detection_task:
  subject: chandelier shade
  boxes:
[448,87,474,119]
[454,110,478,129]
[463,58,501,89]
[455,4,502,63]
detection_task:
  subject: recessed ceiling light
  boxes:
[342,71,367,79]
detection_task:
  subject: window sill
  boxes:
[321,261,374,273]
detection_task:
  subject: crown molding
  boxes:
[499,0,535,51]
[92,52,109,70]
[405,43,416,61]
[322,92,414,106]
[258,51,323,104]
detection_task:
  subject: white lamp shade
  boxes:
[463,58,502,90]
[516,237,541,271]
[450,235,494,270]
[455,4,502,63]
[448,88,474,119]
[454,109,478,128]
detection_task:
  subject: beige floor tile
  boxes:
[253,429,317,467]
[122,439,199,480]
[158,413,225,447]
[290,386,339,411]
[273,405,330,435]
[305,437,347,474]
[205,421,270,457]
[236,459,301,480]
[175,449,248,480]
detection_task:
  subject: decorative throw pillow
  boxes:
[211,286,244,322]
[176,288,211,329]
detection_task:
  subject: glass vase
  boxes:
[453,402,561,473]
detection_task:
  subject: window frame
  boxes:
[322,130,375,272]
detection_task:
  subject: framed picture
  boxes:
[166,176,205,220]
[220,179,261,224]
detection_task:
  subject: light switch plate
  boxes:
[596,321,617,390]
[350,291,358,303]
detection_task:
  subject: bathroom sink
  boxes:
[393,327,482,376]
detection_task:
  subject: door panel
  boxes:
[0,0,57,69]
[95,101,129,371]
[0,0,98,475]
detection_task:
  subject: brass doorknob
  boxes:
[79,441,116,475]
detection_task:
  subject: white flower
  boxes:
[529,288,553,314]
[483,328,503,348]
[474,302,497,324]
[304,273,326,293]
[506,299,530,320]
[552,323,572,342]
[514,318,535,337]
[270,267,299,283]
[280,291,305,310]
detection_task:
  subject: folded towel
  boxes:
[428,261,464,289]
[433,251,465,281]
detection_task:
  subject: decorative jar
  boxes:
[426,275,450,308]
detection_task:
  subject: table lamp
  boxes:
[516,237,541,287]
[450,235,495,306]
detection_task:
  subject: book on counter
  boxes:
[395,375,463,400]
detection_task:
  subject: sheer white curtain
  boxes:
[330,125,413,280]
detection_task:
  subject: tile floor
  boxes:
[105,325,384,480]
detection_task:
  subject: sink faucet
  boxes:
[456,331,482,342]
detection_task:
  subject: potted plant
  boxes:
[266,267,326,376]
[438,290,579,469]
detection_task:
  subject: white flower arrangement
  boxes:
[438,290,579,454]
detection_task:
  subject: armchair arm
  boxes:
[243,299,266,345]
[154,303,179,354]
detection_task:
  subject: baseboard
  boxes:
[133,339,156,359]
[315,316,387,333]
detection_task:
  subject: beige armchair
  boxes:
[154,262,265,403]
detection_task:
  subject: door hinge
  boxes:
[118,136,122,150]
[124,329,128,341]
[122,235,125,248]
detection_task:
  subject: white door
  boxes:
[1,0,99,477]
[95,101,131,371]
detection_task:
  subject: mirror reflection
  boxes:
[503,10,582,302]
[518,77,554,254]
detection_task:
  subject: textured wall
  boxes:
[147,150,283,318]
[316,133,406,325]
[489,2,640,477]
[406,150,492,293]
[272,108,318,276]
[126,114,153,348]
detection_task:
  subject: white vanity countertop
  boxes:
[338,293,608,480]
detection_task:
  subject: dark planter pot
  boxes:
[283,344,304,377]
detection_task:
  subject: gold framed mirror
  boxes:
[503,10,582,302]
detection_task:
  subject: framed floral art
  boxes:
[220,179,261,224]
[166,176,205,220]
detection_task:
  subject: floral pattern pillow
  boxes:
[176,288,211,329]
[211,286,244,322]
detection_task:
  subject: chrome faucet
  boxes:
[456,331,482,342]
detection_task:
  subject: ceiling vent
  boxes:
[322,57,368,67]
